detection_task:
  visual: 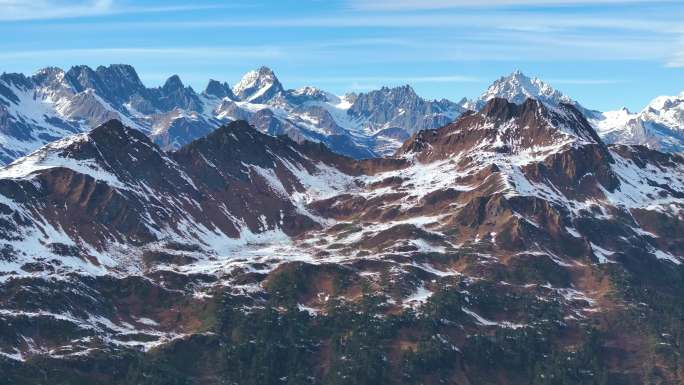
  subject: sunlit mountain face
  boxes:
[2,66,682,170]
[1,0,684,383]
[1,95,683,384]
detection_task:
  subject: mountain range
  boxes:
[2,65,682,169]
[1,87,683,385]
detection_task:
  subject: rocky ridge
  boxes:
[1,65,682,171]
[0,64,467,164]
[0,97,683,384]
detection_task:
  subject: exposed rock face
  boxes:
[66,64,148,107]
[398,98,606,162]
[155,75,202,112]
[348,85,466,154]
[0,64,474,165]
[0,119,357,262]
[148,109,215,151]
[6,63,680,168]
[204,79,236,100]
[1,94,683,384]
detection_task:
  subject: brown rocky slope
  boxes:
[0,98,682,385]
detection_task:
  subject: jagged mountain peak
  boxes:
[95,64,145,90]
[65,65,102,92]
[162,74,185,92]
[369,84,419,99]
[96,63,139,77]
[156,74,201,112]
[197,119,253,141]
[284,86,339,105]
[292,85,323,95]
[398,97,604,162]
[290,86,329,99]
[63,64,147,107]
[32,66,69,87]
[479,96,523,121]
[351,84,428,110]
[172,119,326,183]
[204,79,235,100]
[233,66,284,103]
[256,65,276,76]
[480,70,572,107]
[0,71,32,91]
[33,66,66,78]
[0,118,192,201]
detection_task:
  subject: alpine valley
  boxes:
[0,66,683,385]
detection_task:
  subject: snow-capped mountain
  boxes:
[595,93,684,152]
[0,64,472,165]
[478,70,572,107]
[475,70,602,120]
[1,63,682,172]
[643,92,684,128]
[474,70,684,152]
[1,97,683,382]
[232,66,284,103]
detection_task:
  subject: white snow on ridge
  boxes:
[604,151,684,211]
[592,108,637,136]
[0,133,129,190]
[480,70,573,107]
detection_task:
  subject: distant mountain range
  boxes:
[0,65,682,168]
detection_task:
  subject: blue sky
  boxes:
[1,0,683,111]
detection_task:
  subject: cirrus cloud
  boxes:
[0,0,241,21]
[350,0,679,10]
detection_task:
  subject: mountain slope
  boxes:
[0,119,358,277]
[477,71,684,152]
[1,97,683,384]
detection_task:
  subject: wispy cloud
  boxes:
[0,0,113,20]
[0,47,283,62]
[666,49,684,68]
[350,0,678,10]
[62,13,683,36]
[0,0,241,21]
